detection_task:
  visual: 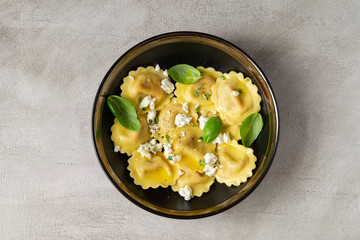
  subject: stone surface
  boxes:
[1,0,359,239]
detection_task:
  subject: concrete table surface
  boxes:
[1,0,359,239]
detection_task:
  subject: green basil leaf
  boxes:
[107,95,141,131]
[240,113,263,147]
[202,116,222,143]
[168,64,202,84]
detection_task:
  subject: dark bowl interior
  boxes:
[92,32,279,218]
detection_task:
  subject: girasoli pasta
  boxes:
[108,64,262,200]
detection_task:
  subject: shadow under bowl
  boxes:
[92,32,279,219]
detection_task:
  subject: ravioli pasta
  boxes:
[211,71,261,125]
[110,65,262,200]
[121,66,173,112]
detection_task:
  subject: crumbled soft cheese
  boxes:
[139,95,155,110]
[204,153,217,165]
[179,185,192,201]
[161,78,175,94]
[182,102,189,113]
[163,143,181,164]
[151,142,163,154]
[129,75,134,80]
[163,69,168,77]
[150,139,156,145]
[137,143,152,159]
[172,155,181,162]
[212,132,230,144]
[211,110,217,114]
[203,152,219,177]
[149,98,156,110]
[114,146,120,152]
[174,114,192,127]
[147,110,156,124]
[167,110,170,114]
[178,169,184,176]
[204,165,218,177]
[137,139,162,158]
[231,91,239,96]
[149,124,160,137]
[174,99,177,103]
[155,64,160,71]
[181,131,185,137]
[163,143,173,158]
[223,132,230,144]
[198,114,209,130]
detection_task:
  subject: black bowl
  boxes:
[92,32,279,218]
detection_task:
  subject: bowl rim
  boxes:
[92,31,279,219]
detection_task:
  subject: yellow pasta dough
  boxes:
[128,151,180,189]
[121,66,173,112]
[110,115,152,156]
[215,140,257,187]
[224,125,241,141]
[174,67,221,114]
[170,126,216,172]
[211,71,261,125]
[172,169,215,198]
[156,98,197,142]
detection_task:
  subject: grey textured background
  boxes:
[1,0,359,239]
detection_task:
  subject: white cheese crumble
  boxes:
[183,102,189,113]
[174,99,177,103]
[198,114,209,130]
[178,169,184,176]
[179,185,192,201]
[114,146,120,152]
[204,153,217,165]
[203,153,219,177]
[139,95,156,110]
[231,90,239,96]
[149,124,159,137]
[223,132,230,143]
[172,155,181,163]
[163,143,173,157]
[137,139,163,158]
[155,64,160,72]
[137,143,152,159]
[211,110,217,114]
[163,69,168,77]
[181,131,185,137]
[147,110,156,124]
[204,165,218,177]
[212,132,231,144]
[129,75,134,80]
[174,114,192,127]
[163,143,181,164]
[161,78,175,94]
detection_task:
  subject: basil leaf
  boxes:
[202,116,222,143]
[168,64,202,84]
[240,113,263,147]
[107,95,141,131]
